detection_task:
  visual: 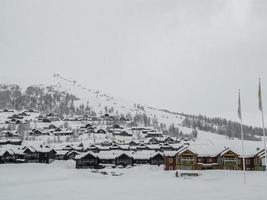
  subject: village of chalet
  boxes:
[0,109,266,172]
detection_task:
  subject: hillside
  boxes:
[0,74,265,142]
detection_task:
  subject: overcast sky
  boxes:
[1,0,267,126]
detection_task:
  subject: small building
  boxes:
[75,152,99,169]
[217,148,240,170]
[115,153,133,167]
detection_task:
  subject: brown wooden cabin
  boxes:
[239,149,266,171]
[217,149,240,170]
[115,153,133,167]
[75,152,99,169]
[175,148,197,170]
[164,147,197,170]
[253,150,266,171]
[164,152,176,170]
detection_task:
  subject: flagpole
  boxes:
[260,109,267,172]
[238,89,246,184]
[259,78,267,171]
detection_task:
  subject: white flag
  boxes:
[238,90,242,120]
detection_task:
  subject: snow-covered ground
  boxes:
[0,161,267,200]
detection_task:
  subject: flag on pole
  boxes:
[259,78,263,111]
[238,90,242,120]
[238,90,246,183]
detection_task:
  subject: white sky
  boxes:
[1,0,267,126]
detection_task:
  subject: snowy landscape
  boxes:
[2,0,267,199]
[1,161,267,200]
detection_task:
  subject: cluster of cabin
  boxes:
[0,146,56,164]
[1,139,266,171]
[164,146,266,171]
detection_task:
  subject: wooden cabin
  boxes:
[115,153,133,167]
[164,151,177,170]
[217,149,240,170]
[176,148,197,170]
[75,152,99,169]
[150,153,164,165]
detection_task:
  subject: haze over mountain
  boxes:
[1,0,267,126]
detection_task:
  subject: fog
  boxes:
[1,0,267,126]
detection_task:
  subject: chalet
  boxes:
[35,147,56,163]
[0,150,15,163]
[164,147,197,170]
[254,149,266,171]
[23,147,38,163]
[75,152,99,169]
[115,153,133,167]
[164,151,177,170]
[150,153,164,165]
[217,148,240,170]
[176,148,198,170]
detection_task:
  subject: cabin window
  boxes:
[169,158,173,163]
